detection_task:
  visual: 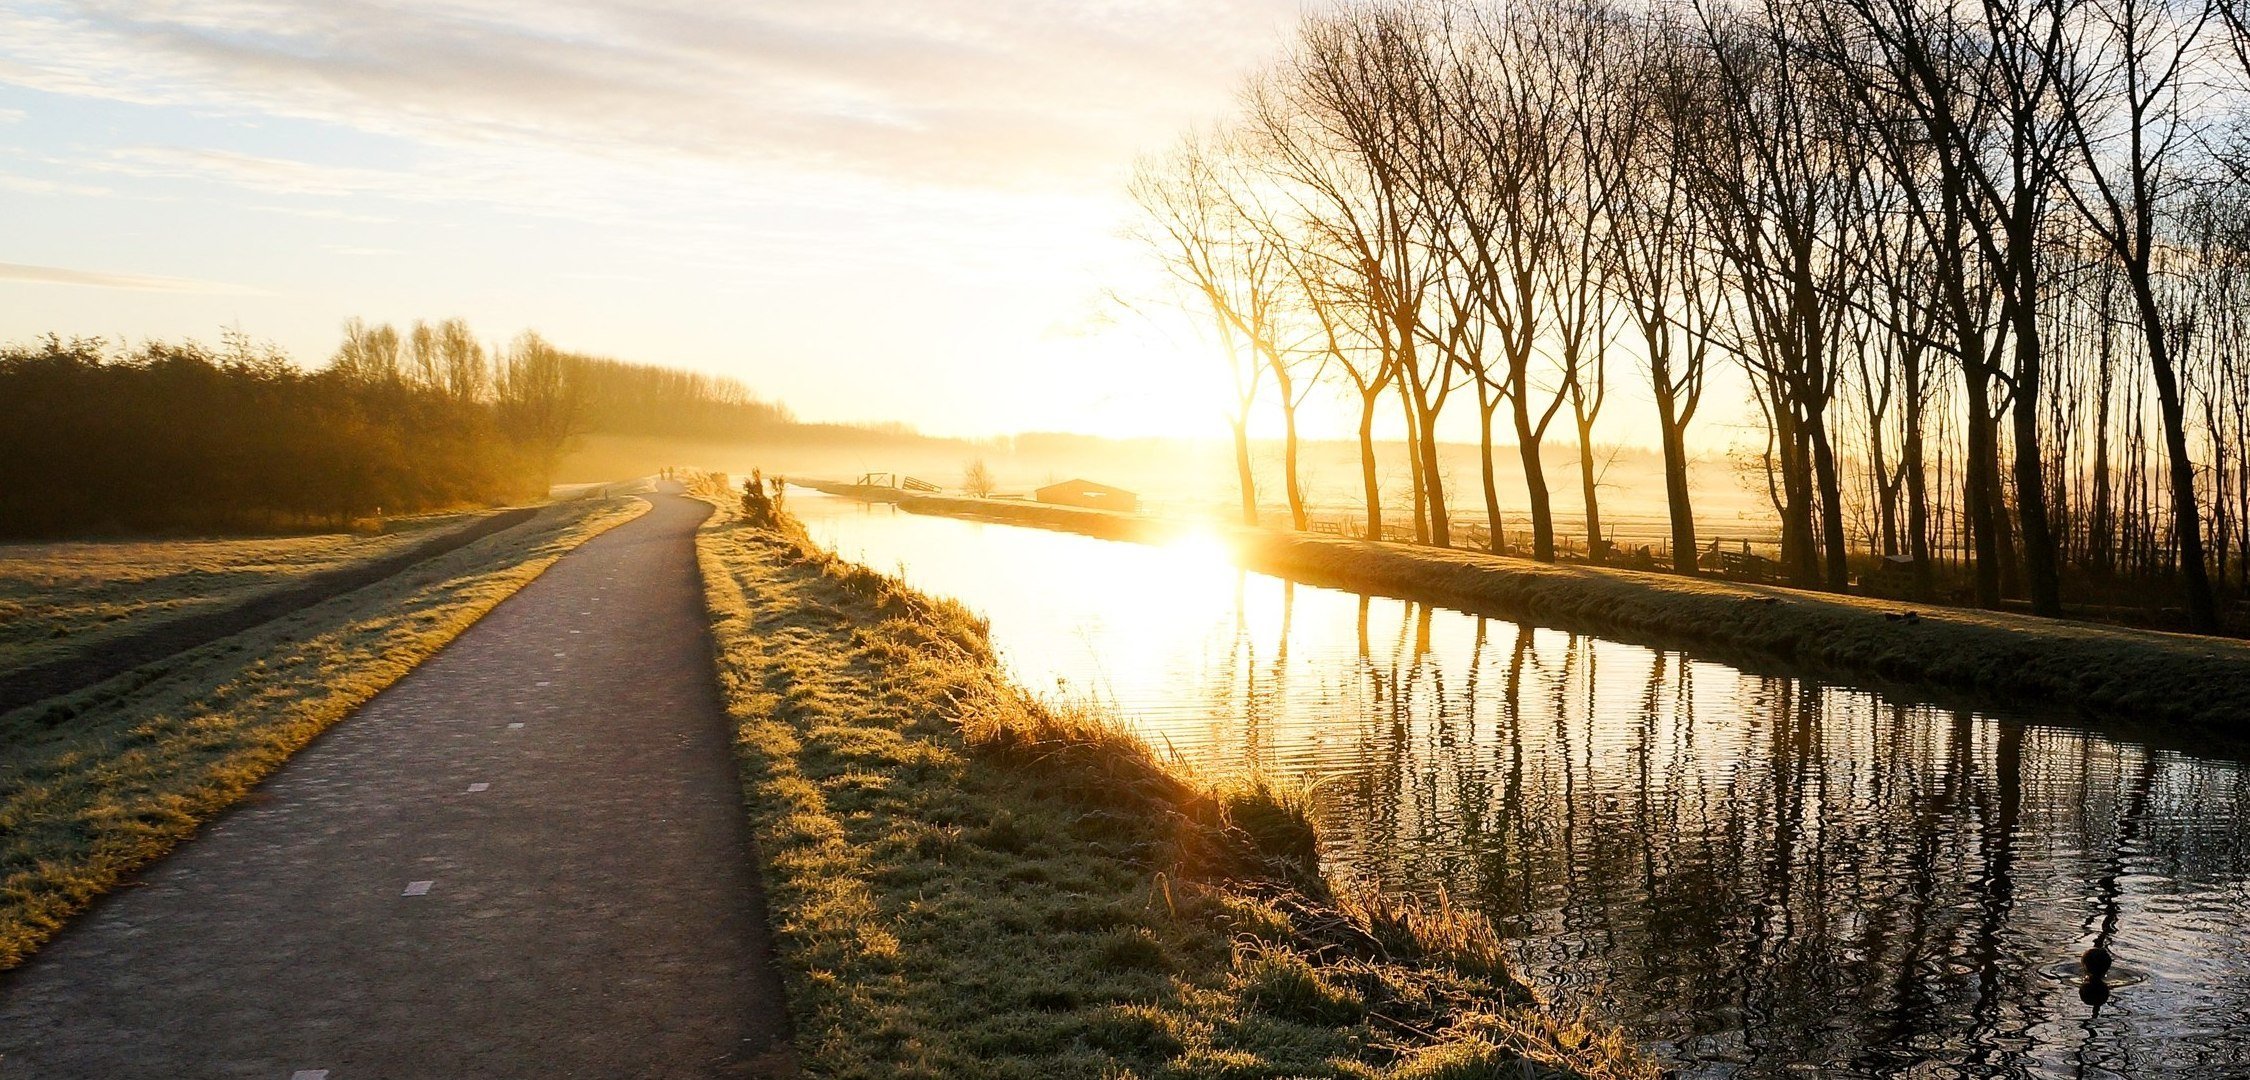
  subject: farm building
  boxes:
[1033,479,1139,513]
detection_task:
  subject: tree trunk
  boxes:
[1576,415,1604,565]
[1230,418,1257,527]
[1962,372,2004,606]
[1400,386,1427,544]
[1358,388,1383,542]
[2090,326,2115,576]
[1808,408,1849,591]
[1480,397,1505,555]
[1512,392,1554,562]
[1280,388,1308,531]
[1903,350,1933,600]
[1780,413,1819,588]
[2129,278,2221,631]
[2010,363,2062,615]
[1656,391,1697,574]
[2008,280,2063,616]
[1418,400,1450,548]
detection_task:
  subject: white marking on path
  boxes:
[402,880,434,896]
[467,783,490,793]
[292,1071,330,1080]
[507,723,525,730]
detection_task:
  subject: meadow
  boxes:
[0,511,489,679]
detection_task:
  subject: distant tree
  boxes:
[498,331,587,474]
[963,458,997,497]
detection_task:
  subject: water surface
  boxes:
[792,490,2250,1078]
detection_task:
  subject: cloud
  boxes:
[0,260,266,293]
[0,170,117,197]
[0,1,1297,187]
[95,145,419,198]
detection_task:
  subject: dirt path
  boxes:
[0,488,793,1078]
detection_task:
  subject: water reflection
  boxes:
[792,491,2250,1077]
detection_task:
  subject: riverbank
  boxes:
[812,487,2250,736]
[0,492,648,969]
[694,493,1654,1079]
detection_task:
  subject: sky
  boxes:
[0,0,1757,452]
[0,0,1324,440]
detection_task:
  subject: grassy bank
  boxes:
[854,491,2250,736]
[0,510,493,679]
[695,496,1653,1079]
[0,492,647,970]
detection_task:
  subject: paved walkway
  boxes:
[0,488,794,1078]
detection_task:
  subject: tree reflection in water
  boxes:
[792,493,2250,1078]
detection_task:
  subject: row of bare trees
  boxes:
[1135,0,2250,631]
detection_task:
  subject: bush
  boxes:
[739,468,788,527]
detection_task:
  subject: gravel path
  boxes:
[0,488,794,1078]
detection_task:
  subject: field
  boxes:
[0,511,489,679]
[0,494,646,969]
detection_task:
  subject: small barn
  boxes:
[1034,478,1139,513]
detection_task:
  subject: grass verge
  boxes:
[856,491,2250,736]
[0,509,493,679]
[696,497,1653,1079]
[0,492,648,970]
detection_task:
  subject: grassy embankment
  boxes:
[695,490,1653,1079]
[0,510,491,679]
[843,489,2250,735]
[0,492,648,970]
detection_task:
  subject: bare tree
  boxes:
[1130,134,1273,526]
[498,331,586,471]
[1280,8,1458,544]
[963,458,997,498]
[2052,0,2223,628]
[1608,16,1722,573]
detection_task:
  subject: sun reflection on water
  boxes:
[788,490,2250,1079]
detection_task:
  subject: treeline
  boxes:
[1139,0,2250,630]
[0,318,755,537]
[571,356,794,439]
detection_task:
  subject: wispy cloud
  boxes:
[0,260,266,293]
[0,1,1294,186]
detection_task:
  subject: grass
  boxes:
[694,495,1654,1080]
[0,509,492,679]
[0,493,647,970]
[865,492,2250,736]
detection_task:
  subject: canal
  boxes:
[791,489,2250,1078]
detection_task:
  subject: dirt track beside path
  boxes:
[0,488,793,1078]
[0,505,540,715]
